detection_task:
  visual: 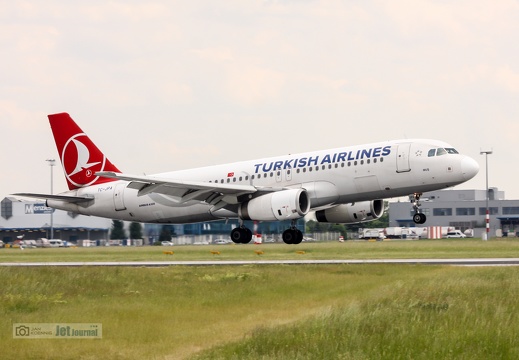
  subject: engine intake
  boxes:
[239,189,310,221]
[315,200,384,224]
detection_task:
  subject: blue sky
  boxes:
[2,1,518,199]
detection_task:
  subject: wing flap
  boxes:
[95,171,287,210]
[96,171,257,195]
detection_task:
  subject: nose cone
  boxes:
[461,156,479,181]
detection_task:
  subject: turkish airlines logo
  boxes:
[62,133,106,188]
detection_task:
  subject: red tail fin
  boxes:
[48,112,121,190]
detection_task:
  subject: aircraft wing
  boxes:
[13,193,93,203]
[96,171,278,211]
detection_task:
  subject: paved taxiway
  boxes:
[1,258,519,267]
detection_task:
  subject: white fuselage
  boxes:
[48,139,479,224]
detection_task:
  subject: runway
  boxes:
[2,258,519,267]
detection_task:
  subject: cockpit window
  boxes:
[445,148,459,154]
[428,147,459,157]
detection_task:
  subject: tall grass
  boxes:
[2,264,519,359]
[195,266,519,360]
[0,264,404,359]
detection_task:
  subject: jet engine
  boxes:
[315,200,384,224]
[239,189,310,221]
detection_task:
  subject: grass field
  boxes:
[1,238,519,263]
[1,239,519,359]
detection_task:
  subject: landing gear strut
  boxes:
[411,193,426,224]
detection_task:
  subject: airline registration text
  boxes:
[253,146,391,173]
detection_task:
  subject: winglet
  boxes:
[48,113,121,190]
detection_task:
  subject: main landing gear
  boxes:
[411,192,426,224]
[230,220,303,245]
[230,226,253,244]
[281,220,303,244]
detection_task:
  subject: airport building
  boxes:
[388,188,518,238]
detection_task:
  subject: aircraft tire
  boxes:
[244,228,252,244]
[413,213,426,224]
[231,227,252,244]
[282,229,294,244]
[282,229,303,244]
[294,229,303,244]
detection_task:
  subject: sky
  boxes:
[2,1,519,201]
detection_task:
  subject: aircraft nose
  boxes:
[461,156,479,180]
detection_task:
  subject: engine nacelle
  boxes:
[315,200,384,224]
[239,189,310,221]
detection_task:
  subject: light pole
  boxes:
[480,150,492,241]
[46,159,56,239]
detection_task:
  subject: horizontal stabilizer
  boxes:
[13,193,93,204]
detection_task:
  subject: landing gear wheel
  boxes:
[413,213,426,224]
[282,229,303,244]
[231,227,253,244]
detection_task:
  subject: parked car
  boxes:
[214,238,230,245]
[48,239,64,247]
[445,230,467,238]
[22,240,38,248]
[161,241,174,246]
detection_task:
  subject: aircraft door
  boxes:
[114,183,127,211]
[396,143,411,173]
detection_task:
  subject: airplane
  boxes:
[15,113,479,244]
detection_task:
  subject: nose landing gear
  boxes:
[411,193,426,224]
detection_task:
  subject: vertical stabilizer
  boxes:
[48,112,121,190]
